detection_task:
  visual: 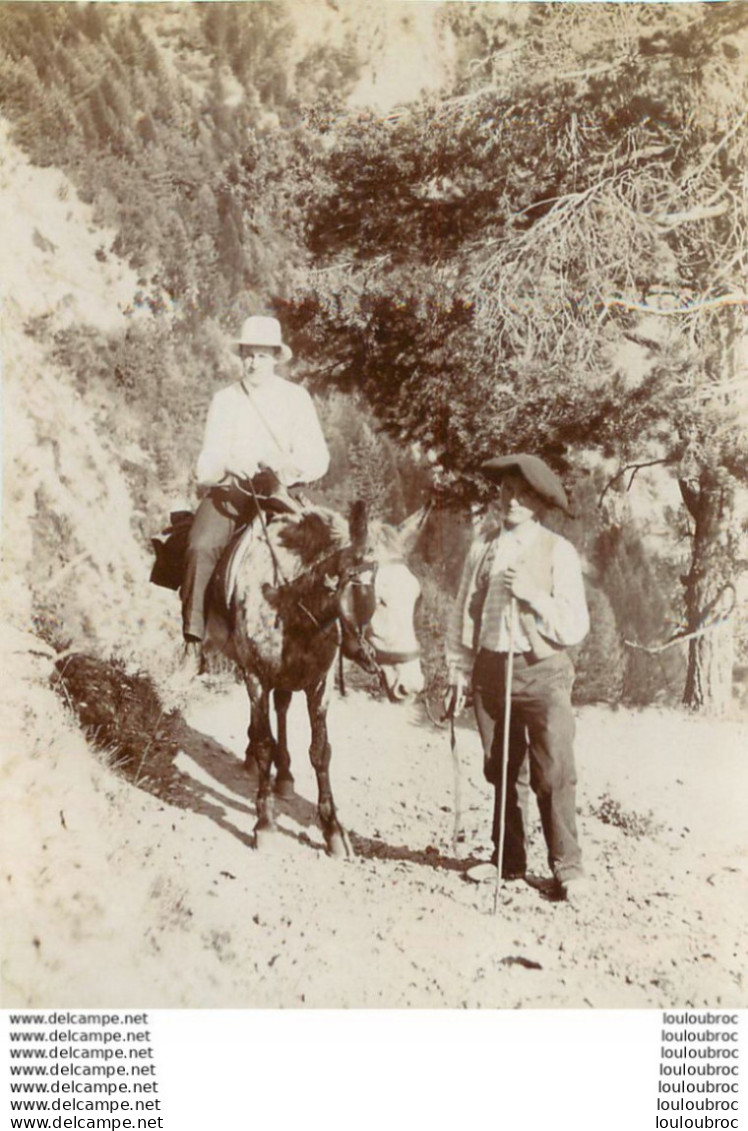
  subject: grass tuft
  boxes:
[52,653,184,801]
[588,792,663,839]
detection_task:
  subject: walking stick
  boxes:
[493,596,516,915]
[436,682,463,858]
[448,710,462,858]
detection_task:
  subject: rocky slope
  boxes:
[0,120,179,668]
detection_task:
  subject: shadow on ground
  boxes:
[134,711,501,877]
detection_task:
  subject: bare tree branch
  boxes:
[598,459,672,506]
[603,293,748,316]
[653,199,730,228]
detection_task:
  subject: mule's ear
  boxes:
[349,500,368,556]
[396,503,432,557]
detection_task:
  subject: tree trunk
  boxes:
[680,470,735,715]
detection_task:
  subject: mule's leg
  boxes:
[244,680,277,773]
[244,676,277,845]
[273,689,295,799]
[305,672,351,858]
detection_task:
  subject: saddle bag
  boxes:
[149,510,194,591]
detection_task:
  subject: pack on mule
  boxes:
[150,510,194,591]
[209,498,425,856]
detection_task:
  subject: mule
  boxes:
[215,500,425,856]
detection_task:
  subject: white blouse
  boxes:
[196,376,330,488]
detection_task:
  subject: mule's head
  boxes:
[339,502,426,701]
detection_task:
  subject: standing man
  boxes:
[180,315,330,672]
[445,498,505,761]
[446,454,589,904]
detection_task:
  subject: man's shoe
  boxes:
[489,848,526,880]
[465,862,525,884]
[179,639,203,680]
[559,876,590,908]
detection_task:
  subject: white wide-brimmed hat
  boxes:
[234,315,292,361]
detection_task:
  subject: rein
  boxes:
[371,647,422,665]
[223,472,290,586]
[227,484,421,684]
[335,559,422,678]
[279,545,421,683]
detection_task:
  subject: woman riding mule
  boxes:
[214,499,425,856]
[175,314,424,854]
[180,315,330,676]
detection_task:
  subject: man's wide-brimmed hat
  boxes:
[234,315,292,362]
[481,453,570,513]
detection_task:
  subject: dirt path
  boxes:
[4,670,746,1009]
[153,682,748,1008]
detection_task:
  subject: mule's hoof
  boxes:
[254,826,277,851]
[274,774,295,800]
[327,832,350,859]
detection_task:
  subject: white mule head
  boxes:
[367,505,428,701]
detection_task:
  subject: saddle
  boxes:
[202,520,269,660]
[148,472,303,592]
[203,478,307,660]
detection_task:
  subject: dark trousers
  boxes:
[181,489,243,641]
[473,648,582,883]
[473,687,531,862]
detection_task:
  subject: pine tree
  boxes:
[286,3,748,714]
[348,423,392,520]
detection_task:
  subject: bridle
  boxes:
[283,550,421,698]
[335,557,421,678]
[335,558,381,673]
[223,475,422,689]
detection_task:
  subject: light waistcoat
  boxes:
[472,525,562,660]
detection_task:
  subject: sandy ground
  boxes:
[3,660,746,1010]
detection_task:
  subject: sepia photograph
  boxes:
[1,0,747,1017]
